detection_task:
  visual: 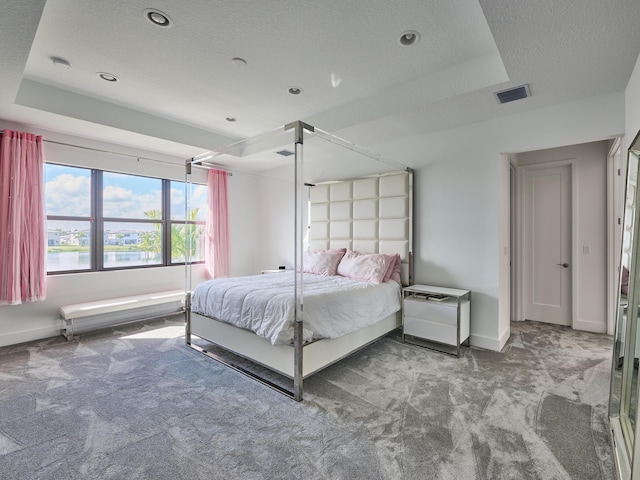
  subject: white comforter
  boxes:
[191,271,401,345]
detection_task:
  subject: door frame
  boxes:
[514,159,577,327]
[510,160,518,322]
[607,137,623,336]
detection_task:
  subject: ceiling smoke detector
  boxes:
[144,9,173,28]
[494,84,531,104]
[288,87,303,95]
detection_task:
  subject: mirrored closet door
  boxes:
[610,131,640,479]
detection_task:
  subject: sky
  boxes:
[45,164,207,231]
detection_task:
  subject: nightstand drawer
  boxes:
[404,316,457,345]
[403,297,457,326]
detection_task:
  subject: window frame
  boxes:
[45,163,205,275]
[168,180,207,265]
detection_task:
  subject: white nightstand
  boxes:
[402,284,471,357]
[261,269,286,274]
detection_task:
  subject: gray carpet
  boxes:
[0,317,615,480]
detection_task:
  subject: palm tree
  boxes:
[171,207,201,262]
[140,208,202,261]
[140,209,162,258]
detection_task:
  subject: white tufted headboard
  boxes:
[308,171,413,285]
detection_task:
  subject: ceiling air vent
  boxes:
[276,150,295,157]
[494,84,531,104]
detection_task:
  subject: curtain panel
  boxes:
[205,169,230,278]
[0,130,47,305]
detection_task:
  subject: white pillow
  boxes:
[337,250,395,284]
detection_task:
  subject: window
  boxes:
[44,163,205,274]
[169,181,207,263]
[102,172,163,268]
[45,164,93,272]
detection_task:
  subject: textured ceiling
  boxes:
[1,0,640,169]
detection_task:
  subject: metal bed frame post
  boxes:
[287,120,313,402]
[184,159,192,347]
[185,291,191,345]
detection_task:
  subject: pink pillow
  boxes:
[299,248,346,276]
[390,256,402,284]
[337,250,396,284]
[382,253,400,283]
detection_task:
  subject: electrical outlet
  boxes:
[583,245,590,254]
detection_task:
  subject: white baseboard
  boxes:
[573,319,606,334]
[470,333,504,352]
[0,325,60,348]
[498,326,511,350]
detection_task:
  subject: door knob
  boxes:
[557,263,569,268]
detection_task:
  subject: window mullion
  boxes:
[95,170,103,270]
[163,179,170,265]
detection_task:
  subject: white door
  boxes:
[523,165,572,325]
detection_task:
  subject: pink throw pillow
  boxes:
[384,253,402,283]
[299,248,346,276]
[337,250,395,284]
[389,256,402,284]
[382,253,400,283]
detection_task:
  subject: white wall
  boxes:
[254,174,296,271]
[374,92,624,351]
[227,171,260,276]
[515,141,609,333]
[413,151,502,349]
[0,122,259,347]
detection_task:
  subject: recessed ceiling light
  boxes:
[51,56,72,68]
[97,72,119,82]
[398,30,421,46]
[288,87,303,95]
[231,57,247,66]
[226,117,236,122]
[144,8,173,28]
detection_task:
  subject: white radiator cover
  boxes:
[61,300,184,338]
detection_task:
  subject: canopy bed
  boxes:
[184,121,413,401]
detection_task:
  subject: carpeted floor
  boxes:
[0,316,615,480]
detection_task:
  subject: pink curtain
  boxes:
[205,169,230,278]
[0,130,47,305]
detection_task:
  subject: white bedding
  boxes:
[190,271,401,345]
